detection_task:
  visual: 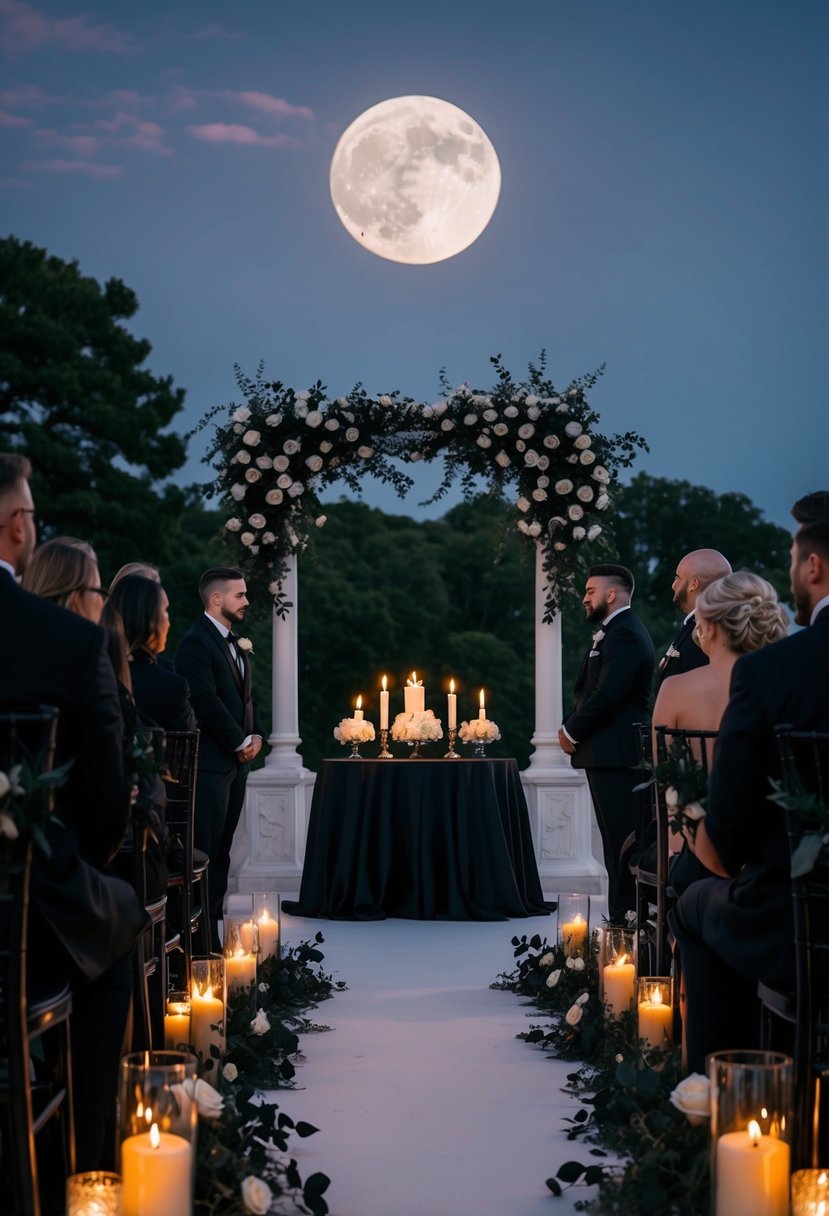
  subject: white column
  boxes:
[228,554,315,905]
[521,542,605,900]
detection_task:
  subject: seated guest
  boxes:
[652,572,788,889]
[0,454,147,1173]
[110,560,161,590]
[671,515,829,1074]
[21,536,108,623]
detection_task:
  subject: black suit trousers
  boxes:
[195,763,249,944]
[586,768,638,923]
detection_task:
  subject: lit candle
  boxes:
[478,688,486,720]
[561,913,587,958]
[447,678,457,730]
[602,953,635,1018]
[225,947,256,995]
[792,1170,829,1216]
[380,675,389,730]
[257,909,279,959]
[66,1171,122,1216]
[404,671,425,714]
[637,984,673,1050]
[122,1122,192,1216]
[163,1000,191,1050]
[189,984,224,1070]
[354,694,364,721]
[239,919,257,953]
[715,1120,790,1216]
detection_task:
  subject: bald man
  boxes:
[655,549,732,690]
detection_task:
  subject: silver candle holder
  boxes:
[377,727,392,759]
[444,726,460,758]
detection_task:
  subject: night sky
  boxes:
[2,0,826,526]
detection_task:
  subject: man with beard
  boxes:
[559,564,655,922]
[672,516,829,1073]
[655,549,732,691]
[176,567,263,948]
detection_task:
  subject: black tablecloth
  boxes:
[282,757,551,921]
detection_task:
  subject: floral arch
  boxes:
[203,354,646,621]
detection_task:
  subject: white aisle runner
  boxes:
[276,914,588,1216]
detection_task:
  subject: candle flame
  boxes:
[653,986,663,1005]
[137,1100,144,1118]
[748,1120,762,1144]
[356,694,362,710]
[150,1122,160,1149]
[382,674,387,692]
[234,947,244,958]
[145,1106,153,1125]
[479,688,485,707]
[407,670,422,687]
[573,913,583,925]
[820,1172,828,1185]
[614,953,627,967]
[259,911,270,923]
[450,678,455,694]
[761,1106,768,1120]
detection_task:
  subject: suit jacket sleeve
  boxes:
[175,632,246,756]
[564,626,648,743]
[78,631,129,866]
[172,674,198,733]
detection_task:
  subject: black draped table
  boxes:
[282,757,551,921]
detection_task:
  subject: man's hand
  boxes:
[558,727,576,756]
[236,736,263,764]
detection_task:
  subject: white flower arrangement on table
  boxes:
[391,710,443,743]
[458,718,501,744]
[333,717,376,745]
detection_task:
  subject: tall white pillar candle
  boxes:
[447,679,457,730]
[380,675,389,729]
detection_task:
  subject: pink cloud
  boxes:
[0,107,33,126]
[22,157,123,178]
[0,0,138,53]
[227,90,315,122]
[0,83,50,107]
[186,122,300,149]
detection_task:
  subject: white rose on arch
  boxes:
[504,405,519,419]
[319,440,333,453]
[580,450,596,465]
[265,488,283,505]
[495,451,511,467]
[526,405,540,420]
[357,445,374,459]
[229,484,246,501]
[283,439,300,455]
[277,473,293,489]
[593,466,610,483]
[536,456,550,470]
[241,1176,273,1216]
[242,429,261,446]
[572,526,586,540]
[324,417,340,431]
[516,497,530,513]
[232,406,251,423]
[524,394,539,407]
[273,454,290,472]
[476,434,492,449]
[565,421,583,438]
[577,485,595,502]
[524,449,539,466]
[493,423,508,436]
[305,410,323,428]
[565,1004,583,1027]
[225,517,242,532]
[518,423,535,439]
[255,455,273,469]
[528,521,542,537]
[234,449,251,465]
[543,434,560,449]
[240,532,255,546]
[265,413,282,427]
[483,409,498,422]
[305,455,323,473]
[345,427,360,443]
[587,524,602,541]
[596,493,610,510]
[287,481,304,497]
[532,489,548,502]
[247,513,266,529]
[574,433,592,450]
[568,504,584,521]
[554,479,573,496]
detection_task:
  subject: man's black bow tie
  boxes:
[226,632,239,647]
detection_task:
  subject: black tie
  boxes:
[226,632,244,675]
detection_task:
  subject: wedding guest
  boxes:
[110,560,161,590]
[652,572,789,889]
[792,491,829,524]
[559,564,655,923]
[175,567,262,949]
[671,517,829,1073]
[654,549,732,691]
[0,453,147,1174]
[21,536,109,623]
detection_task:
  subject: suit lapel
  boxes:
[199,616,245,692]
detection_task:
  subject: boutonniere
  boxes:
[658,645,681,671]
[592,629,606,645]
[237,637,254,655]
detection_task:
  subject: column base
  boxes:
[227,762,316,900]
[521,765,607,902]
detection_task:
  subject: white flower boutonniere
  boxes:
[658,644,681,671]
[237,637,254,655]
[592,629,605,645]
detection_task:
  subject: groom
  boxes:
[176,566,263,948]
[559,564,655,923]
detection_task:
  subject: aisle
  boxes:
[276,913,588,1216]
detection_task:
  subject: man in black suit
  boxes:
[559,564,655,923]
[0,452,147,1171]
[672,515,829,1073]
[175,566,263,948]
[655,549,732,690]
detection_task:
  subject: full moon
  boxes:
[329,95,501,265]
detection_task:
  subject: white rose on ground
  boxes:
[532,489,548,502]
[546,968,562,988]
[517,497,531,513]
[669,1074,711,1126]
[324,417,340,431]
[539,952,555,967]
[577,485,594,502]
[572,526,586,540]
[525,394,539,406]
[248,513,266,529]
[229,484,246,501]
[495,451,511,467]
[596,493,610,510]
[565,421,583,437]
[287,481,304,497]
[593,465,610,483]
[176,1077,224,1119]
[565,1004,583,1026]
[242,429,261,446]
[315,515,327,527]
[463,414,478,426]
[255,455,273,469]
[518,423,535,439]
[568,504,584,520]
[580,450,596,465]
[232,406,251,423]
[574,956,585,970]
[262,531,276,544]
[225,517,242,532]
[240,532,255,546]
[504,405,519,418]
[250,1008,270,1035]
[276,473,293,489]
[441,419,455,431]
[306,455,323,473]
[222,1062,238,1083]
[345,427,359,443]
[265,413,282,427]
[305,410,323,428]
[493,423,508,436]
[555,479,573,495]
[483,409,498,422]
[476,435,492,448]
[0,812,19,840]
[241,1176,273,1216]
[543,434,560,449]
[357,445,374,459]
[283,439,301,455]
[265,488,283,505]
[526,405,541,420]
[274,454,290,472]
[524,449,539,466]
[528,521,542,537]
[234,449,251,465]
[587,524,602,541]
[574,434,592,450]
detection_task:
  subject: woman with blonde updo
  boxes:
[22,537,108,623]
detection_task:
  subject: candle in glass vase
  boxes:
[354,694,364,721]
[122,1122,192,1216]
[225,947,256,994]
[478,689,486,720]
[561,913,587,958]
[637,983,673,1050]
[239,919,257,953]
[380,675,389,729]
[190,984,223,1067]
[66,1171,122,1216]
[715,1120,790,1216]
[404,672,424,713]
[257,909,279,959]
[163,996,191,1050]
[791,1170,829,1216]
[447,679,457,730]
[603,953,635,1017]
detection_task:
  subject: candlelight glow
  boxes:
[150,1123,160,1149]
[612,953,627,967]
[145,1107,152,1125]
[574,913,584,925]
[450,678,455,694]
[382,674,387,691]
[356,694,362,710]
[479,689,485,708]
[409,671,417,685]
[234,947,244,959]
[653,986,663,1005]
[748,1119,762,1144]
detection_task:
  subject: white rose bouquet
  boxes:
[458,718,501,744]
[391,710,443,743]
[334,717,376,745]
